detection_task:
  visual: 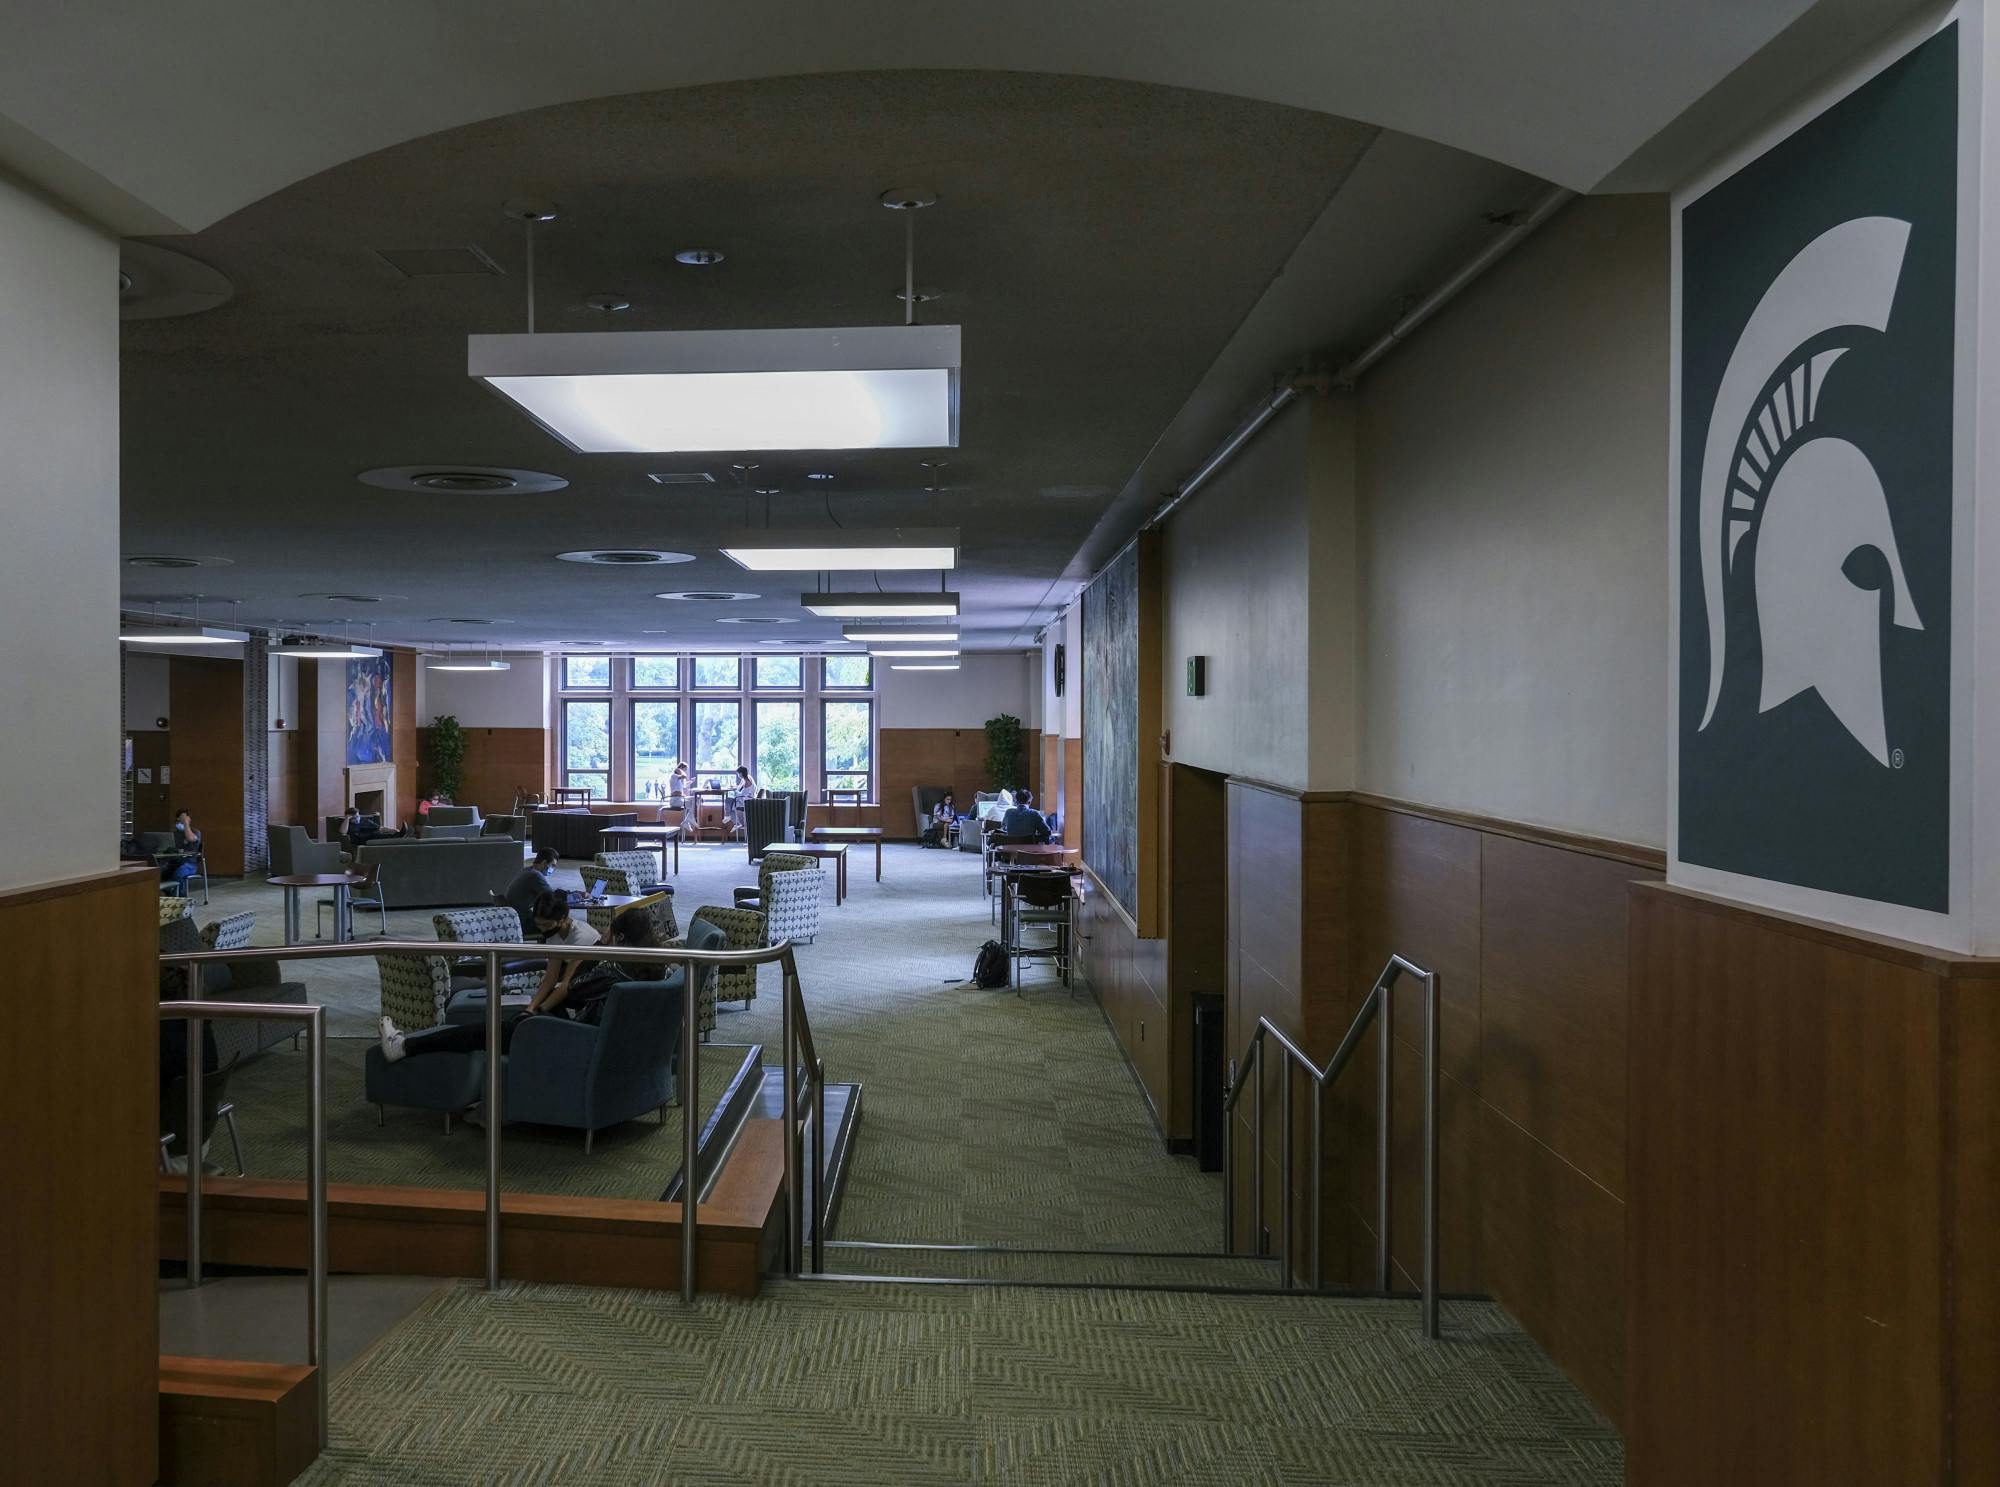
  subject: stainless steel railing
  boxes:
[1221,954,1441,1339]
[779,955,827,1276]
[160,936,808,1308]
[159,997,329,1444]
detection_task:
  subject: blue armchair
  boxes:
[503,980,685,1153]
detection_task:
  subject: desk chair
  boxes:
[160,1052,245,1177]
[1005,870,1074,992]
[317,861,387,939]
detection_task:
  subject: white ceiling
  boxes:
[0,0,1831,234]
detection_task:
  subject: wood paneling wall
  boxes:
[416,725,547,817]
[877,726,1041,838]
[168,656,246,874]
[1217,785,1659,1423]
[0,867,159,1485]
[267,730,303,829]
[1061,739,1082,849]
[1626,884,2000,1486]
[1078,882,1173,1134]
[392,651,417,823]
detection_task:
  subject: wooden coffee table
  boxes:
[789,843,851,905]
[599,823,680,874]
[808,826,884,882]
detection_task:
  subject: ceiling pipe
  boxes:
[1333,184,1576,387]
[1060,182,1578,609]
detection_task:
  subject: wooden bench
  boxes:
[159,1355,319,1487]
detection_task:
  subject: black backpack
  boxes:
[972,939,1008,989]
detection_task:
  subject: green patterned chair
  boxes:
[375,951,457,1031]
[587,850,664,895]
[661,910,737,1039]
[732,852,821,945]
[432,908,543,994]
[688,902,765,1011]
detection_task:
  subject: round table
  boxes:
[267,872,368,945]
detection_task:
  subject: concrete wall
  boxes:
[0,176,118,890]
[878,651,1033,728]
[1353,193,1669,846]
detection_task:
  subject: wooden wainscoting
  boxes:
[168,655,246,875]
[1217,785,1658,1423]
[1077,876,1173,1136]
[1060,738,1083,850]
[391,651,418,823]
[878,726,1042,838]
[0,866,160,1486]
[1626,883,2000,1487]
[416,725,547,817]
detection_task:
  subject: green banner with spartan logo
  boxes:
[1678,26,1956,911]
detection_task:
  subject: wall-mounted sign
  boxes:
[1674,24,1957,918]
[1186,656,1207,697]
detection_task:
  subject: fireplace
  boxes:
[345,763,398,826]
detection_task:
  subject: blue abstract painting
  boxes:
[345,656,393,765]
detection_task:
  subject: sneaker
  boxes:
[379,1016,407,1064]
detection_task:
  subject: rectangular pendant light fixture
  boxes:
[869,648,961,659]
[469,326,960,453]
[802,590,959,618]
[892,663,961,671]
[425,658,512,671]
[120,624,248,645]
[271,639,383,659]
[720,527,958,572]
[841,627,959,642]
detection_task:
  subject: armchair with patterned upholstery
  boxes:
[585,888,678,943]
[587,850,663,895]
[686,902,765,1010]
[658,913,729,1038]
[159,911,308,1063]
[732,852,820,946]
[432,908,544,993]
[375,951,459,1032]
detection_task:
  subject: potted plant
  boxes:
[425,714,468,805]
[984,713,1025,793]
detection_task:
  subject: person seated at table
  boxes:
[162,808,203,893]
[999,788,1052,844]
[728,765,758,837]
[667,761,691,809]
[502,848,560,935]
[924,791,956,848]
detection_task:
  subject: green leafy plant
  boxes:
[426,714,468,804]
[984,713,1025,792]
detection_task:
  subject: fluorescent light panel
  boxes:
[892,663,961,671]
[120,624,247,645]
[802,591,959,618]
[273,641,383,658]
[720,527,958,572]
[841,627,959,642]
[869,648,960,658]
[426,659,512,671]
[469,326,960,453]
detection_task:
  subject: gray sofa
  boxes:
[420,804,483,840]
[356,836,523,907]
[269,823,342,875]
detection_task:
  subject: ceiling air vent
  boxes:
[372,246,504,278]
[645,472,718,486]
[556,550,696,566]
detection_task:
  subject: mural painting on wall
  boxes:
[345,656,394,765]
[1082,543,1139,918]
[1677,25,1955,911]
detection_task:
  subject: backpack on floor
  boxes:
[972,939,1009,989]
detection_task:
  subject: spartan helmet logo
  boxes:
[1696,216,1923,766]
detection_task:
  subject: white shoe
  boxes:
[379,1016,407,1064]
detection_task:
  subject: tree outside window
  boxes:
[694,700,740,787]
[564,699,610,797]
[755,700,802,791]
[632,655,679,689]
[564,656,611,689]
[755,654,802,689]
[822,700,872,795]
[692,655,741,688]
[632,700,681,801]
[821,654,871,689]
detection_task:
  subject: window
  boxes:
[632,655,680,689]
[564,655,611,689]
[692,655,741,689]
[563,699,611,798]
[631,700,681,802]
[822,654,871,690]
[754,700,802,791]
[693,700,740,786]
[755,654,802,689]
[822,699,873,796]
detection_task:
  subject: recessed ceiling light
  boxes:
[656,590,760,602]
[359,465,567,495]
[802,591,959,618]
[645,472,717,486]
[556,549,697,565]
[469,326,960,453]
[584,294,631,313]
[714,616,799,625]
[720,527,958,572]
[426,617,513,625]
[842,627,960,642]
[753,487,782,496]
[807,472,835,481]
[125,554,233,570]
[675,248,724,266]
[299,592,404,604]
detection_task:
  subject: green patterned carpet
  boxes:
[297,1280,1623,1485]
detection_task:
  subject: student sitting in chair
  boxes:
[999,789,1052,844]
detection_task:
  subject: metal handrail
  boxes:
[160,936,803,1306]
[159,998,329,1445]
[1221,953,1441,1339]
[779,952,826,1276]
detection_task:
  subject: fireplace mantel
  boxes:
[345,762,398,825]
